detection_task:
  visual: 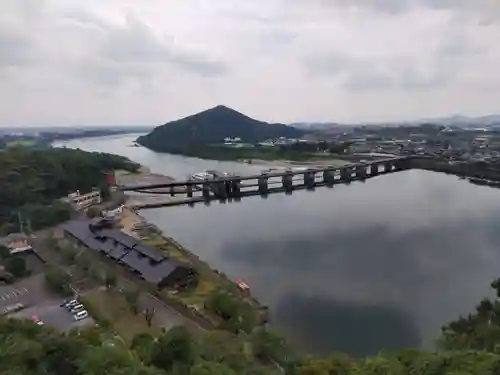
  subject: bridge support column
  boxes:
[216,181,228,200]
[370,164,379,176]
[394,159,408,171]
[384,162,393,173]
[258,176,269,195]
[340,167,351,182]
[169,186,176,196]
[186,183,193,198]
[323,170,335,186]
[230,180,241,197]
[202,183,211,200]
[282,174,293,193]
[304,171,315,190]
[356,166,367,179]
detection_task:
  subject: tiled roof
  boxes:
[62,219,190,285]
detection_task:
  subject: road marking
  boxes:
[0,288,29,303]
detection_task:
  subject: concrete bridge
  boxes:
[119,157,412,207]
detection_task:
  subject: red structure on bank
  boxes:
[106,171,117,186]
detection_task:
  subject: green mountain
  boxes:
[137,105,304,155]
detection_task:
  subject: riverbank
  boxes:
[241,158,351,168]
[117,207,269,330]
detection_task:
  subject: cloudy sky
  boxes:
[1,0,499,126]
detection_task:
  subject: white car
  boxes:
[70,304,84,313]
[62,300,79,308]
[73,310,88,321]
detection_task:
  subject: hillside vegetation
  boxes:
[137,105,304,159]
[4,278,500,374]
[0,147,138,235]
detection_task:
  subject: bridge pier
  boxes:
[202,182,211,200]
[258,176,269,195]
[323,170,335,186]
[384,162,393,173]
[394,159,409,171]
[340,167,351,182]
[230,180,241,197]
[186,184,193,198]
[282,174,293,192]
[355,166,367,179]
[370,164,379,176]
[304,171,315,190]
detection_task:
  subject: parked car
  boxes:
[70,304,85,313]
[31,315,44,326]
[73,310,88,321]
[61,299,78,308]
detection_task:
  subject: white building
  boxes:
[0,233,32,254]
[68,188,102,211]
[103,205,125,219]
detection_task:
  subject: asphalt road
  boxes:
[0,274,49,309]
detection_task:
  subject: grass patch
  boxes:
[143,235,190,262]
[114,169,137,177]
[7,140,36,147]
[84,288,158,343]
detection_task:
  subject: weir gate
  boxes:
[118,157,412,207]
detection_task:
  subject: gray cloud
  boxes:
[0,30,34,67]
[1,0,500,125]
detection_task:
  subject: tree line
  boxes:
[0,147,139,235]
[4,278,500,374]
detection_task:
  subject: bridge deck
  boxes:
[120,156,407,191]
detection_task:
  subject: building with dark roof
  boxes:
[62,218,196,289]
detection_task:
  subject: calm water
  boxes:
[56,135,500,356]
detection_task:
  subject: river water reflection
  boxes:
[56,135,500,357]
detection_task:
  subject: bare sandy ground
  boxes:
[241,158,351,169]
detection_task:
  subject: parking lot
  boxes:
[0,274,48,309]
[1,274,95,331]
[10,300,95,331]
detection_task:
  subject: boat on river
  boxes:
[190,170,233,181]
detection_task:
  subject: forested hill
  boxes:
[0,147,138,235]
[137,105,304,153]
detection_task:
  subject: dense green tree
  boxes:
[0,147,138,235]
[199,330,249,372]
[124,288,141,315]
[205,289,256,333]
[86,206,102,218]
[189,361,236,375]
[251,328,292,365]
[150,325,196,372]
[45,266,73,296]
[131,333,155,363]
[0,245,10,259]
[105,272,117,288]
[6,274,500,375]
[4,257,28,278]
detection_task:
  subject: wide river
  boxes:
[56,134,500,357]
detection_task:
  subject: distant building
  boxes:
[67,188,102,211]
[0,233,32,254]
[103,204,125,219]
[62,218,197,289]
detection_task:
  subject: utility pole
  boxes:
[17,212,24,233]
[26,218,32,235]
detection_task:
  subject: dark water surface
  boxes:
[57,135,500,357]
